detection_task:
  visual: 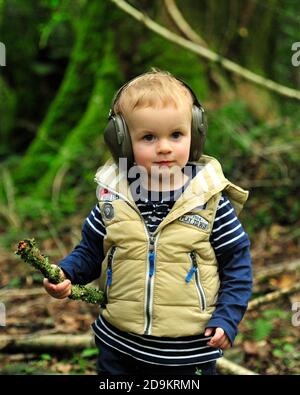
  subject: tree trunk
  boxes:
[14,1,115,191]
[32,33,123,202]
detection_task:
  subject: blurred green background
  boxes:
[1,0,300,252]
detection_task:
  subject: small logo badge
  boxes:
[178,214,209,230]
[102,203,114,220]
[98,187,119,202]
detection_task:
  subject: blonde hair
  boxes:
[113,69,193,116]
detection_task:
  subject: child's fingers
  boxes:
[43,278,71,298]
[206,328,231,349]
[43,278,70,291]
[219,338,231,350]
[211,327,224,342]
[204,328,214,337]
[207,328,225,347]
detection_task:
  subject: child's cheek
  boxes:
[133,144,152,167]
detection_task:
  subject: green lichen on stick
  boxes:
[16,239,104,305]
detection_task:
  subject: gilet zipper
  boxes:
[96,181,159,334]
[104,246,117,297]
[186,251,206,311]
[144,232,157,335]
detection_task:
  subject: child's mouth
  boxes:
[155,161,173,166]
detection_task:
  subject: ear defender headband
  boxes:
[103,74,207,168]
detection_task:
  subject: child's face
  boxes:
[125,103,191,188]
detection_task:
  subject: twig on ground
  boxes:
[0,333,94,351]
[248,282,300,311]
[217,357,258,375]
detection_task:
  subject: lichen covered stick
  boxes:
[16,239,104,305]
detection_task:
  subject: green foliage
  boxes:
[205,100,253,168]
[81,348,98,358]
[252,318,274,341]
[245,308,291,342]
[0,349,98,374]
[262,308,290,320]
[204,100,300,231]
[7,277,22,288]
[0,77,17,156]
[38,0,83,48]
[33,31,123,203]
[271,338,300,370]
[0,0,300,248]
[40,353,52,361]
[271,0,300,85]
[14,0,116,188]
[138,34,208,100]
[0,0,60,154]
[69,348,98,374]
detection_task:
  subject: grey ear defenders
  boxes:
[103,74,207,168]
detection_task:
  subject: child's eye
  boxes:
[172,131,182,139]
[143,134,155,142]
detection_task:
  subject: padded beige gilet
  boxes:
[95,155,248,337]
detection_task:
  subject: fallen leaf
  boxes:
[269,273,296,289]
[54,363,73,374]
[289,293,300,304]
[243,340,269,358]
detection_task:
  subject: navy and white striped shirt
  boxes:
[59,168,252,366]
[92,315,222,366]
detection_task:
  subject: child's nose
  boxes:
[157,139,172,153]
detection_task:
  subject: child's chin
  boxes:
[153,166,172,176]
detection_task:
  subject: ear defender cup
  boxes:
[103,75,207,167]
[103,113,134,167]
[190,104,207,162]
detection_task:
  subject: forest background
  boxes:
[0,0,300,375]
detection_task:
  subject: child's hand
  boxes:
[43,265,72,299]
[204,327,231,350]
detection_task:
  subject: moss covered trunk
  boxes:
[14,1,115,190]
[33,34,123,202]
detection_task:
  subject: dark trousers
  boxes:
[95,337,217,375]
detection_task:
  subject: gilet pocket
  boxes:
[104,246,117,298]
[185,251,207,311]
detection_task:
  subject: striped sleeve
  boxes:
[210,195,249,256]
[85,204,107,237]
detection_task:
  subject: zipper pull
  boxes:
[185,266,197,283]
[149,235,155,251]
[107,267,112,286]
[149,250,155,277]
[186,251,197,283]
[106,246,116,286]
